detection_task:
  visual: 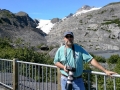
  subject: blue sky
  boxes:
[0,0,120,20]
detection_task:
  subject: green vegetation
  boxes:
[87,14,93,17]
[102,19,120,27]
[86,14,93,19]
[37,43,44,49]
[107,54,120,64]
[110,8,114,13]
[98,10,107,14]
[0,19,3,23]
[114,58,120,89]
[101,27,111,33]
[112,15,117,17]
[89,53,120,90]
[87,27,98,31]
[87,28,98,31]
[83,63,94,89]
[0,10,14,18]
[0,38,120,89]
[106,30,111,33]
[0,37,54,83]
[79,20,83,23]
[0,37,53,64]
[108,34,116,39]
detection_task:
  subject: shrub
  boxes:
[108,54,120,63]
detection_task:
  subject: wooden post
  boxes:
[57,68,61,90]
[13,59,18,90]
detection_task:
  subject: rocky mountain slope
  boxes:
[0,9,46,47]
[46,2,120,51]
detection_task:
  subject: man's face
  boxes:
[64,34,74,46]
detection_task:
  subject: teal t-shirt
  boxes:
[54,44,93,77]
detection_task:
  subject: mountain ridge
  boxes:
[0,2,120,52]
[36,5,100,35]
[46,2,120,51]
[0,9,47,47]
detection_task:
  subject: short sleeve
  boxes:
[54,49,60,64]
[81,48,93,63]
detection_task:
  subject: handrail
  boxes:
[0,58,13,61]
[0,58,120,90]
[84,70,120,77]
[17,60,57,68]
[0,82,13,90]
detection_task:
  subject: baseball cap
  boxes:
[64,31,74,37]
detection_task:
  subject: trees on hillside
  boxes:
[0,37,120,89]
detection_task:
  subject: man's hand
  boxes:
[90,59,117,77]
[54,62,69,73]
[104,70,117,76]
[64,65,68,72]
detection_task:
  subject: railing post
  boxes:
[13,58,18,90]
[57,68,61,90]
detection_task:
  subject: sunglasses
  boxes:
[65,35,73,38]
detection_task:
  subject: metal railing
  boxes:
[83,70,120,90]
[17,60,57,90]
[0,58,120,90]
[0,59,13,90]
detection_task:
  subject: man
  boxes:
[54,31,116,90]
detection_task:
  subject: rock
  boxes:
[49,48,58,58]
[34,19,39,24]
[47,2,120,51]
[51,18,61,24]
[0,9,47,47]
[40,45,49,50]
[15,11,28,16]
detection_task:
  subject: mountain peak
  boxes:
[76,5,93,13]
[15,11,28,16]
[80,5,92,10]
[74,5,100,16]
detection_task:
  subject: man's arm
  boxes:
[90,58,116,76]
[55,62,68,72]
[55,62,64,69]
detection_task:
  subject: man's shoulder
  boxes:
[74,44,84,50]
[58,45,65,50]
[74,43,81,48]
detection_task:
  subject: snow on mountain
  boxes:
[36,19,54,34]
[36,5,101,34]
[73,5,101,16]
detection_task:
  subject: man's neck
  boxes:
[65,44,73,48]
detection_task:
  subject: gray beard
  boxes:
[65,41,73,46]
